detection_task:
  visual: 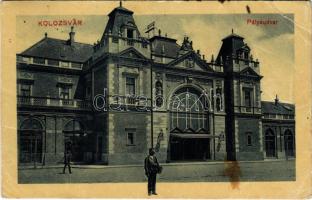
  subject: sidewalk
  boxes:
[18,159,295,183]
[19,158,294,170]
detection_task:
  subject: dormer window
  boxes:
[33,57,45,65]
[244,52,249,59]
[47,59,59,66]
[127,29,134,39]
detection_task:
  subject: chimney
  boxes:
[69,26,75,45]
[44,32,48,38]
[275,94,279,105]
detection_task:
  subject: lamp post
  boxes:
[150,42,154,148]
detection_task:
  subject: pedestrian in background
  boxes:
[144,148,162,195]
[62,149,72,174]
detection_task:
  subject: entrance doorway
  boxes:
[265,129,276,158]
[284,130,294,157]
[63,120,85,162]
[18,118,43,163]
[170,136,210,161]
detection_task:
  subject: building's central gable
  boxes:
[118,47,148,60]
[167,51,213,72]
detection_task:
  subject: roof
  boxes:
[20,37,93,63]
[261,101,295,115]
[108,6,133,16]
[222,33,244,41]
[150,36,180,58]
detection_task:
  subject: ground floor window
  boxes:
[246,132,252,146]
[126,128,136,146]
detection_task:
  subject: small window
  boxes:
[244,52,249,59]
[126,128,136,146]
[47,59,59,66]
[127,29,134,39]
[126,77,135,95]
[246,132,252,146]
[33,57,45,65]
[20,84,31,96]
[60,87,71,99]
[243,88,252,112]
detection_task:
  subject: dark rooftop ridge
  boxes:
[149,35,177,43]
[20,37,93,63]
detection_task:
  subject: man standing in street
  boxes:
[144,148,161,196]
[63,149,72,174]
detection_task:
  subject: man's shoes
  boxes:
[152,192,158,195]
[148,193,152,196]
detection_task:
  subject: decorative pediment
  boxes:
[18,71,34,80]
[118,47,147,60]
[196,128,209,134]
[183,127,196,133]
[17,71,34,84]
[170,127,183,133]
[167,51,213,72]
[240,67,261,77]
[56,76,73,86]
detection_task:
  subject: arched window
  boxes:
[64,120,84,133]
[170,87,209,133]
[19,118,43,163]
[20,118,43,131]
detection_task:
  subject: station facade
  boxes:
[16,5,295,165]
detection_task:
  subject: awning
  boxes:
[170,133,218,139]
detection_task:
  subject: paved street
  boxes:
[18,160,295,184]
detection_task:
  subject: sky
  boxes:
[16,13,294,103]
